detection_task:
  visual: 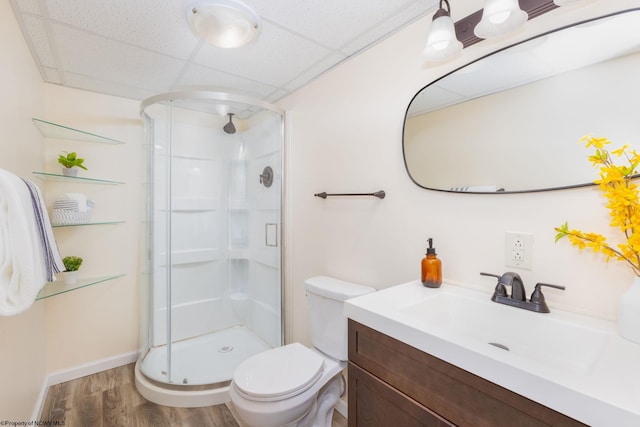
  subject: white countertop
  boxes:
[344,280,640,427]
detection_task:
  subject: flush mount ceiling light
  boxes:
[186,0,260,48]
[423,0,463,62]
[474,0,528,39]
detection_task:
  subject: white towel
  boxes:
[0,169,62,315]
[22,179,65,281]
[61,192,91,212]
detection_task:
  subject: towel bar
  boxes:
[314,191,385,199]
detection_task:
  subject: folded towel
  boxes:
[60,192,91,212]
[0,169,62,315]
[21,179,64,281]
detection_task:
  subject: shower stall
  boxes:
[135,91,283,407]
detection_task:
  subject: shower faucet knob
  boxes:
[260,166,273,188]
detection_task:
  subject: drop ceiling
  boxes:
[9,0,438,105]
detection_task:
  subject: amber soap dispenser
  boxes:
[421,238,442,288]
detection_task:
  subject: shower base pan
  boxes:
[135,325,271,407]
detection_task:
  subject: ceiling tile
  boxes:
[9,1,436,102]
[248,0,420,50]
[176,63,280,99]
[52,23,185,92]
[44,0,199,59]
[13,0,42,15]
[339,0,436,55]
[193,21,332,87]
[283,52,347,92]
[64,72,157,101]
[21,15,56,68]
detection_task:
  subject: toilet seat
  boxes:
[233,343,325,402]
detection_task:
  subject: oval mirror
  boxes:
[403,9,640,193]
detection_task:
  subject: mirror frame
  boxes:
[402,8,640,194]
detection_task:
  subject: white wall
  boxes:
[42,84,143,373]
[281,0,640,346]
[1,2,143,415]
[0,0,47,420]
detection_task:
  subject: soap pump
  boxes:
[421,237,442,288]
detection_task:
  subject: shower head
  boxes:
[223,113,236,134]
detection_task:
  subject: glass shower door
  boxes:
[137,92,283,403]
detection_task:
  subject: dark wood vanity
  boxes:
[347,320,586,427]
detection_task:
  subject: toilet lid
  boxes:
[233,343,325,400]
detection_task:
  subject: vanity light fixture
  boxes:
[186,0,260,48]
[474,0,528,39]
[423,0,463,62]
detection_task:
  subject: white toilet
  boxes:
[229,276,375,427]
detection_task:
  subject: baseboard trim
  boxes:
[335,397,348,419]
[32,351,139,420]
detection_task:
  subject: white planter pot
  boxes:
[61,271,79,285]
[62,167,78,176]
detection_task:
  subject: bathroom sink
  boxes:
[344,280,640,426]
[400,291,609,375]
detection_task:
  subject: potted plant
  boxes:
[555,135,640,343]
[58,151,88,176]
[61,256,83,285]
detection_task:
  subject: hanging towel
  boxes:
[0,168,63,316]
[21,179,65,281]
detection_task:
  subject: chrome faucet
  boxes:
[480,272,565,313]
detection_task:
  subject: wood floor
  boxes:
[40,363,348,427]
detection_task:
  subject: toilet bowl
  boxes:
[229,276,375,427]
[229,343,344,427]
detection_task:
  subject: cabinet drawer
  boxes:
[349,362,454,427]
[348,320,585,427]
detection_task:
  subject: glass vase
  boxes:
[618,276,640,344]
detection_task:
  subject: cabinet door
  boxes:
[349,320,586,427]
[349,362,454,427]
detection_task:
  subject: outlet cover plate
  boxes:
[505,232,533,270]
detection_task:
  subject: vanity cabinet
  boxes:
[348,320,586,427]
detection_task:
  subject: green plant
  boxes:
[555,136,640,276]
[62,256,83,272]
[57,151,88,170]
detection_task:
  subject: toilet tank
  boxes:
[304,276,375,361]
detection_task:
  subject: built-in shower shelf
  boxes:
[170,153,217,161]
[229,200,248,210]
[169,197,219,212]
[32,172,124,185]
[36,274,125,300]
[252,250,280,269]
[229,249,250,259]
[32,118,125,144]
[52,220,125,228]
[158,248,221,266]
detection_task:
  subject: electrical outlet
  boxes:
[505,232,533,269]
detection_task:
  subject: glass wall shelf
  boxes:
[36,274,125,300]
[32,118,125,144]
[32,172,124,185]
[52,221,125,228]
